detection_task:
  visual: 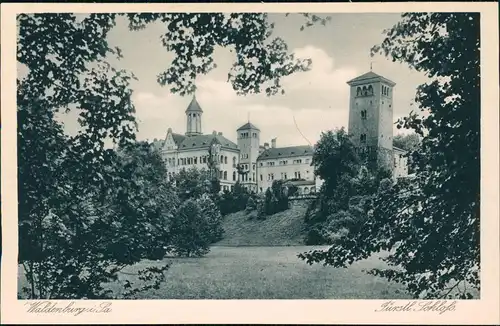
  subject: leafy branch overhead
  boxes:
[126,13,323,96]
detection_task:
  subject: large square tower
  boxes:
[236,121,260,192]
[347,71,396,171]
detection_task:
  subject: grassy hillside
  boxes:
[216,204,309,246]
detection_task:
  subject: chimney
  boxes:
[264,142,270,150]
[218,132,223,136]
[212,130,217,135]
[271,138,276,148]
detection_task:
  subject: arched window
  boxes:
[311,187,316,193]
[232,156,236,167]
[304,187,309,194]
[233,171,236,181]
[361,110,367,119]
[362,86,367,96]
[224,156,228,164]
[220,155,224,163]
[367,85,373,95]
[223,171,227,180]
[360,134,367,143]
[356,87,362,97]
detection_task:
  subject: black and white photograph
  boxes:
[2,2,499,324]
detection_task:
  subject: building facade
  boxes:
[152,70,408,194]
[256,141,316,195]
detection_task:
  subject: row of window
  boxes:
[259,158,310,167]
[167,155,238,166]
[260,171,307,181]
[240,132,258,139]
[356,85,374,97]
[355,85,391,97]
[239,163,256,171]
[382,85,391,96]
[240,172,256,182]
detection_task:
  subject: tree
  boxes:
[311,128,360,198]
[16,13,156,299]
[300,13,480,299]
[19,141,176,299]
[259,180,291,217]
[173,167,212,201]
[198,196,225,244]
[304,128,360,226]
[169,199,211,257]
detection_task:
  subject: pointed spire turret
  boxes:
[185,94,203,113]
[185,93,203,136]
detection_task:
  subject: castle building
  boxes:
[152,70,408,194]
[153,96,240,192]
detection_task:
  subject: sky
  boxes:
[57,13,429,147]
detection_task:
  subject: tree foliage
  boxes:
[126,13,315,96]
[169,199,211,257]
[300,13,480,299]
[218,181,253,216]
[173,167,213,201]
[258,180,290,218]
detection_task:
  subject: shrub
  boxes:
[169,199,211,257]
[245,196,257,213]
[199,196,224,243]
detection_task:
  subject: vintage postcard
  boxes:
[1,2,499,324]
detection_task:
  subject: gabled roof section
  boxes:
[347,71,396,87]
[185,95,203,113]
[257,145,314,160]
[171,133,187,146]
[237,122,260,131]
[178,134,238,151]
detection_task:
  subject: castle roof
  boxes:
[347,71,396,87]
[171,133,187,146]
[257,145,314,160]
[237,122,260,131]
[185,95,203,113]
[178,133,238,151]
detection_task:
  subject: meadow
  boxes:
[102,245,410,299]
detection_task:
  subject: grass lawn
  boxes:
[18,246,410,299]
[101,245,411,299]
[216,205,308,246]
